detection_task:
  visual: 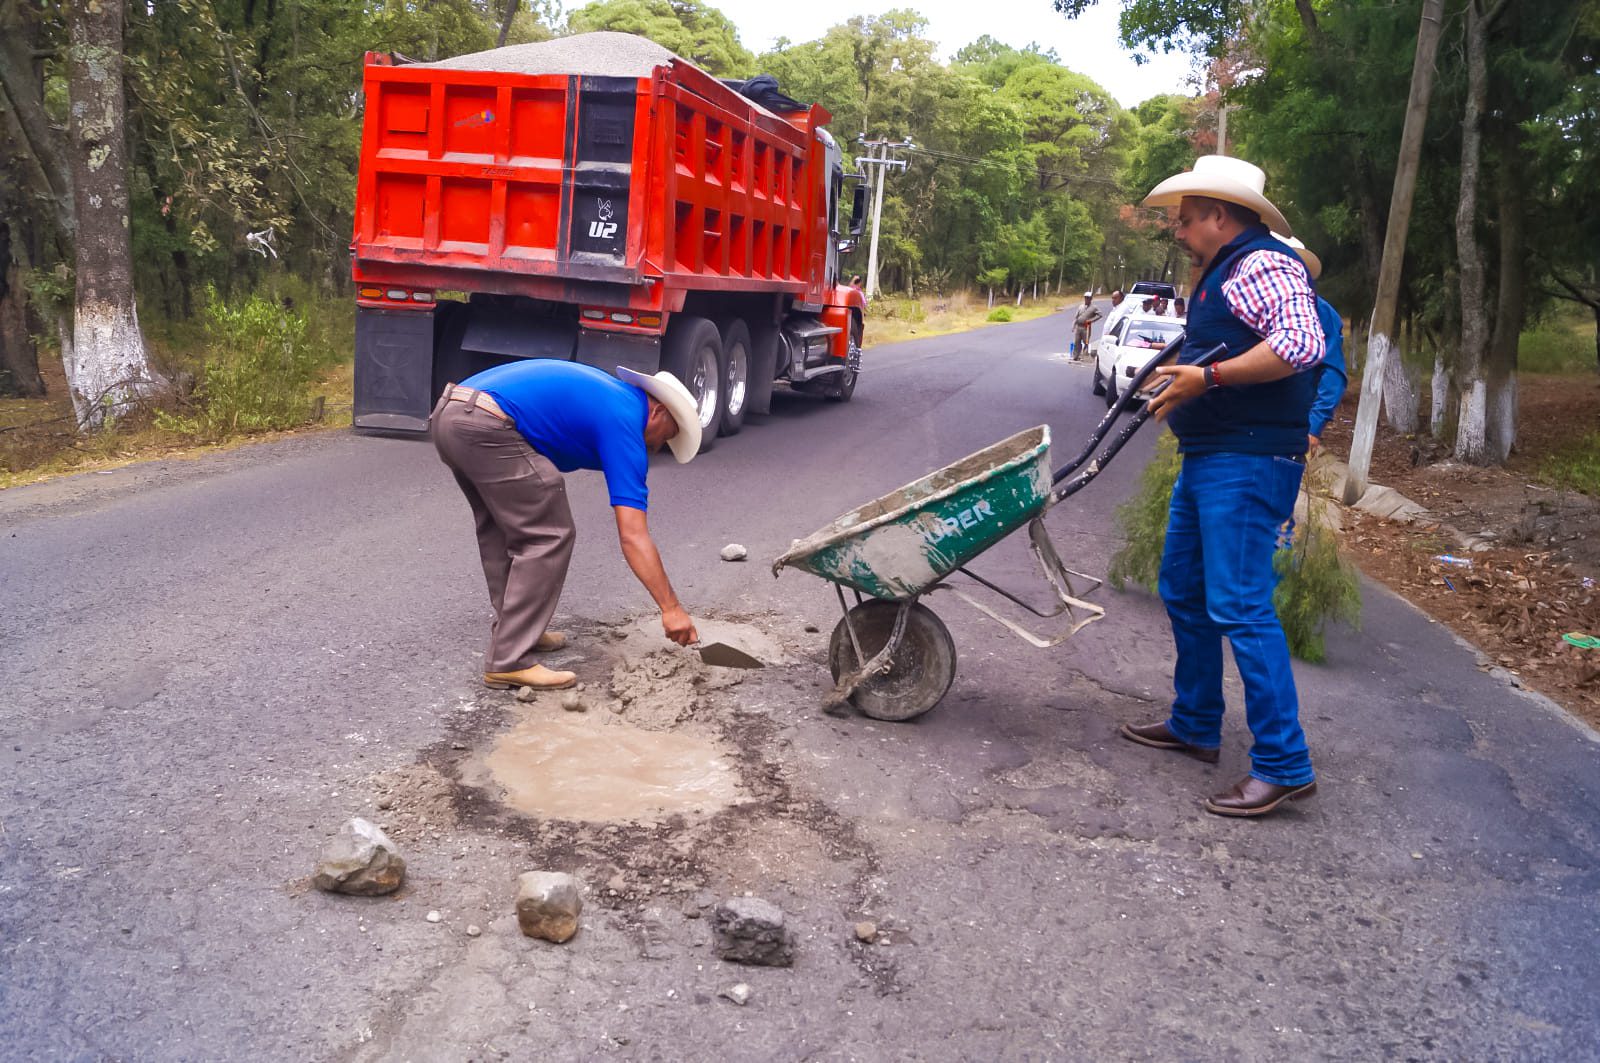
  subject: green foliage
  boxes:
[1540,433,1600,496]
[986,307,1013,322]
[1109,436,1363,662]
[1272,492,1363,664]
[157,289,329,440]
[1107,431,1179,591]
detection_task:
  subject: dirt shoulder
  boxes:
[1321,373,1600,725]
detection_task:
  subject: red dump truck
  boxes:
[350,32,866,449]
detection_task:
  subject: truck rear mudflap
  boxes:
[354,307,436,431]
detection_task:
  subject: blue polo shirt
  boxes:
[461,360,650,511]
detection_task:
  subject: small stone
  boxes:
[426,910,442,923]
[376,796,394,811]
[312,818,407,896]
[719,543,748,562]
[710,897,795,967]
[719,983,751,1006]
[803,623,819,634]
[682,902,701,919]
[516,871,583,943]
[559,691,586,713]
[514,686,538,703]
[1411,852,1424,860]
[466,924,482,937]
[854,921,877,943]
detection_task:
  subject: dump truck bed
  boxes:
[352,33,833,304]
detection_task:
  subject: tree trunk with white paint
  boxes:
[65,0,155,429]
[1452,0,1497,466]
[1430,352,1454,438]
[1381,336,1419,433]
[1484,114,1525,464]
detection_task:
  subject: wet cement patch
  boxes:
[481,713,741,824]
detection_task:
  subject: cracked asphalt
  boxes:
[3,311,1599,1061]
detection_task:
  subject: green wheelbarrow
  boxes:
[772,339,1226,721]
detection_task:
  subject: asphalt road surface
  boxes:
[4,311,1599,1061]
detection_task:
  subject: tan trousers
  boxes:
[430,388,575,672]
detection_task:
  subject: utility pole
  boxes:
[857,136,911,299]
[1216,104,1236,156]
[1344,0,1446,504]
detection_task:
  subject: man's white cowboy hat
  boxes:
[1083,291,1094,298]
[1142,155,1292,237]
[616,366,702,463]
[1271,231,1322,281]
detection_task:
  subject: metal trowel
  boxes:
[695,641,765,669]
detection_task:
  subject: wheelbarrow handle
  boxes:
[1050,342,1229,503]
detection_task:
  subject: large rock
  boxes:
[313,818,406,896]
[710,897,795,967]
[516,871,583,943]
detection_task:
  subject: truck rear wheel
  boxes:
[661,315,722,453]
[716,318,751,436]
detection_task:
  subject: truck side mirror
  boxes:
[836,237,858,255]
[848,178,867,239]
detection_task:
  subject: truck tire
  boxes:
[824,316,862,402]
[716,318,751,436]
[661,315,723,453]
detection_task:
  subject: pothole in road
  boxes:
[463,616,788,825]
[481,713,741,824]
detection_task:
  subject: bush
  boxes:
[1107,432,1179,591]
[1272,480,1363,663]
[986,307,1013,323]
[1107,436,1361,662]
[157,289,329,440]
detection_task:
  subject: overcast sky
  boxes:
[707,0,1200,108]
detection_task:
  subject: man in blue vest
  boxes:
[1119,156,1327,818]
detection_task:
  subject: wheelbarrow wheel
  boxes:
[828,600,957,721]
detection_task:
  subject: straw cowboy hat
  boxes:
[616,366,702,463]
[1142,155,1292,238]
[1271,232,1322,281]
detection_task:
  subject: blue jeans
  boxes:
[1158,451,1314,787]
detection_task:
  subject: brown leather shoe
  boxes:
[1119,720,1220,764]
[1204,776,1317,818]
[534,631,567,653]
[483,664,577,690]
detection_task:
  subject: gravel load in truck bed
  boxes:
[419,31,679,76]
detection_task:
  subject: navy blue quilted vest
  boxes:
[1169,226,1318,457]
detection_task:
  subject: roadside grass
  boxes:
[1539,432,1600,496]
[1519,304,1596,375]
[863,289,1062,348]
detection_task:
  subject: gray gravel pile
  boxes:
[421,31,678,76]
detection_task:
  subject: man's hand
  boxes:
[662,605,698,646]
[1147,364,1207,421]
[1307,433,1321,455]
